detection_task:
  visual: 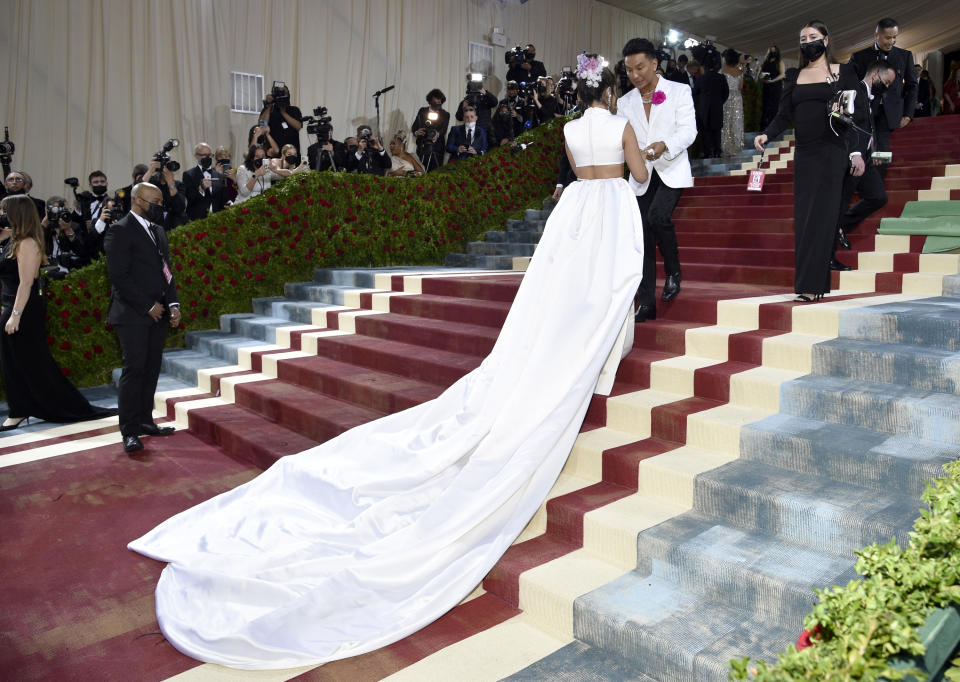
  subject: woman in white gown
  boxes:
[129,54,650,670]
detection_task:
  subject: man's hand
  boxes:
[370,138,383,152]
[552,186,564,200]
[467,146,477,155]
[322,142,334,152]
[458,145,467,153]
[899,116,911,128]
[850,155,865,176]
[201,177,213,190]
[169,306,181,328]
[148,302,164,322]
[643,141,667,160]
[147,159,163,177]
[414,128,426,137]
[357,139,368,153]
[873,157,884,166]
[162,166,176,191]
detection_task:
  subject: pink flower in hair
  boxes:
[651,91,667,105]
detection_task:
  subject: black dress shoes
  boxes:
[139,423,175,436]
[829,258,852,271]
[634,304,657,323]
[837,229,851,250]
[661,273,681,302]
[123,435,144,453]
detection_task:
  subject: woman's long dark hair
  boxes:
[243,144,263,172]
[799,20,837,69]
[1,195,48,263]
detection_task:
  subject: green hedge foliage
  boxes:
[36,120,564,392]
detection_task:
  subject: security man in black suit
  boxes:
[692,53,729,158]
[182,142,228,221]
[833,61,897,269]
[849,17,918,178]
[103,182,181,453]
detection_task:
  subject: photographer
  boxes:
[258,82,303,154]
[182,142,228,221]
[493,82,525,146]
[506,43,547,83]
[346,126,391,175]
[87,193,124,257]
[412,89,451,171]
[270,144,310,179]
[455,77,497,149]
[555,68,579,115]
[236,145,278,203]
[213,147,238,202]
[44,195,91,278]
[145,158,186,231]
[117,163,149,214]
[532,77,560,125]
[70,170,111,227]
[4,171,45,217]
[447,107,487,161]
[307,131,348,172]
[248,124,280,158]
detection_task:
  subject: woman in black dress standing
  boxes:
[0,195,116,430]
[759,46,785,130]
[755,20,858,301]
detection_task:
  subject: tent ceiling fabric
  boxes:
[603,0,960,61]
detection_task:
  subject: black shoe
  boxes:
[661,273,682,302]
[634,304,657,323]
[837,229,851,250]
[829,258,852,271]
[123,434,144,453]
[0,416,29,431]
[139,423,175,436]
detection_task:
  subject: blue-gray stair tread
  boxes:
[183,329,269,363]
[574,573,798,682]
[693,458,922,554]
[813,337,960,394]
[161,349,234,385]
[636,514,855,628]
[502,641,659,681]
[838,297,960,351]
[780,373,960,444]
[741,413,953,496]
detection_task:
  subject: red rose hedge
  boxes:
[21,120,564,395]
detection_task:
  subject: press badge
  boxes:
[162,262,173,284]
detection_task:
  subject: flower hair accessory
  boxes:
[576,53,604,88]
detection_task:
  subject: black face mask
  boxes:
[872,79,889,97]
[92,185,108,196]
[800,39,826,62]
[347,145,358,153]
[199,156,212,169]
[143,201,164,223]
[285,154,300,166]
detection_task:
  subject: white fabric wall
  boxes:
[0,0,663,199]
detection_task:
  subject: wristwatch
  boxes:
[11,308,20,316]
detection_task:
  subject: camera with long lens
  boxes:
[47,204,71,225]
[304,105,333,144]
[556,67,578,114]
[358,126,373,143]
[421,111,440,143]
[514,81,536,112]
[0,126,14,167]
[270,81,290,109]
[504,44,531,65]
[64,177,94,203]
[464,73,485,108]
[153,138,181,175]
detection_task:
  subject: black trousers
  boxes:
[636,170,684,308]
[833,162,887,258]
[115,321,167,436]
[701,127,722,158]
[873,115,894,179]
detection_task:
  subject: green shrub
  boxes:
[33,120,564,393]
[730,459,960,681]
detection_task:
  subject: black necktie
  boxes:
[466,128,473,147]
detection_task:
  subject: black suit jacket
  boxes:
[846,80,879,159]
[182,166,227,221]
[692,70,729,131]
[849,44,917,127]
[104,212,179,325]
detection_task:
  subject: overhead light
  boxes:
[600,58,609,68]
[683,37,700,49]
[666,29,681,45]
[469,73,483,82]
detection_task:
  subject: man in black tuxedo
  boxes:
[692,54,729,158]
[104,182,181,453]
[849,18,917,178]
[182,142,227,221]
[833,62,896,268]
[446,107,488,161]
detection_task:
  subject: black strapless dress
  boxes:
[0,243,117,422]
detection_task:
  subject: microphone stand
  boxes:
[372,85,395,142]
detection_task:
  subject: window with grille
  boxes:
[468,42,495,77]
[231,72,264,114]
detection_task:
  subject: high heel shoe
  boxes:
[1,416,29,431]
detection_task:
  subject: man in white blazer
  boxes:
[619,38,698,322]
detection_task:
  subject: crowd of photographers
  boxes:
[0,44,570,278]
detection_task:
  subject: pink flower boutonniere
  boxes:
[651,91,667,105]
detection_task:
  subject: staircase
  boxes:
[4,115,960,681]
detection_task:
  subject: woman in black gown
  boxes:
[759,46,785,131]
[755,20,858,301]
[0,195,116,430]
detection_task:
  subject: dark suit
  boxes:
[447,124,487,161]
[693,70,729,158]
[307,140,348,172]
[849,44,917,177]
[836,80,887,250]
[182,166,227,221]
[104,212,180,437]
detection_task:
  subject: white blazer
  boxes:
[618,75,698,195]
